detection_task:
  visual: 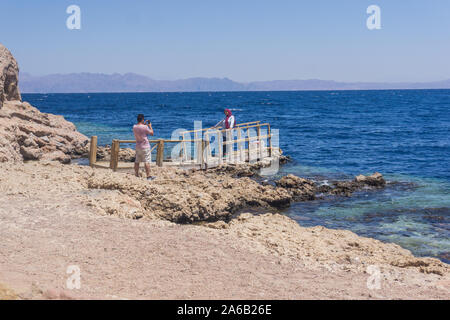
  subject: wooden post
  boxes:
[237,128,244,163]
[204,132,210,167]
[201,140,207,169]
[268,124,272,157]
[246,127,250,163]
[257,124,262,161]
[109,141,114,169]
[114,141,120,171]
[195,131,202,165]
[179,139,184,163]
[182,132,188,162]
[156,140,164,167]
[109,140,119,171]
[89,136,98,167]
[226,129,232,163]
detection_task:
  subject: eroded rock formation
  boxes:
[86,166,292,223]
[0,101,89,163]
[0,43,89,163]
[0,44,21,109]
[275,174,317,200]
[317,172,387,197]
[277,172,387,199]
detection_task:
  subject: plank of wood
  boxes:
[89,136,98,167]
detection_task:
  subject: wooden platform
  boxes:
[88,121,279,171]
[92,151,281,171]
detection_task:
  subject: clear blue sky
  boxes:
[1,0,449,82]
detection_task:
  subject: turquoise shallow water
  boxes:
[279,164,450,262]
[23,90,450,262]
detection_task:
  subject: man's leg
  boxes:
[223,135,227,156]
[144,162,151,178]
[134,162,140,177]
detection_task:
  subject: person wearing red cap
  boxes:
[213,109,235,156]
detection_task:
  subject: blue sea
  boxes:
[23,90,450,263]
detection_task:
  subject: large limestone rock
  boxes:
[0,101,89,163]
[0,44,21,109]
[0,43,88,163]
[86,166,293,223]
[355,172,386,187]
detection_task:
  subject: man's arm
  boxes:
[213,119,225,129]
[146,121,154,136]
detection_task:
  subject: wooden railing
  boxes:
[200,122,273,166]
[89,122,275,171]
[109,139,177,171]
[179,121,261,134]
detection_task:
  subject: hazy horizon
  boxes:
[19,71,450,84]
[18,72,450,93]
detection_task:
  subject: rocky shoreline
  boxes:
[84,160,392,224]
[1,160,449,299]
[1,42,448,299]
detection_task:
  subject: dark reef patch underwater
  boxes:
[23,89,450,263]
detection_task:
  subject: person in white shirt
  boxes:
[214,108,235,130]
[213,109,235,156]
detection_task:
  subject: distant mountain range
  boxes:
[19,72,450,93]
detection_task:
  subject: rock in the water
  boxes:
[276,174,311,189]
[275,174,316,201]
[330,173,386,196]
[355,172,386,187]
[276,172,387,199]
[0,43,21,109]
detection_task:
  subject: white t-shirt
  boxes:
[215,115,235,129]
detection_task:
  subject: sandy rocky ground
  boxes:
[0,161,449,300]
